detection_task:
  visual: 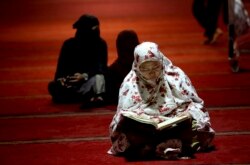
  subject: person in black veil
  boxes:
[48,14,108,107]
[192,0,227,44]
[105,30,140,104]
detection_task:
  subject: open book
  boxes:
[122,111,190,131]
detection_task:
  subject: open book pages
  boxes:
[121,111,190,131]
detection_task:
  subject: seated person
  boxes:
[48,14,108,107]
[105,30,139,104]
[108,42,215,160]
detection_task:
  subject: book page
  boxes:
[156,115,190,130]
[121,111,190,130]
[121,111,158,127]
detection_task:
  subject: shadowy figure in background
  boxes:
[108,42,215,160]
[48,14,108,107]
[192,0,227,44]
[105,30,140,104]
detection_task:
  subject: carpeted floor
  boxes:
[0,0,250,164]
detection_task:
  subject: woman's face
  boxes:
[139,61,162,80]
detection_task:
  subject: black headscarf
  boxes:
[73,14,100,40]
[116,30,139,65]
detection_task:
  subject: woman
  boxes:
[108,42,215,160]
[192,0,224,44]
[48,14,108,107]
[105,29,140,104]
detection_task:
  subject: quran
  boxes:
[122,111,190,131]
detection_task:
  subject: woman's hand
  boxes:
[69,73,88,82]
